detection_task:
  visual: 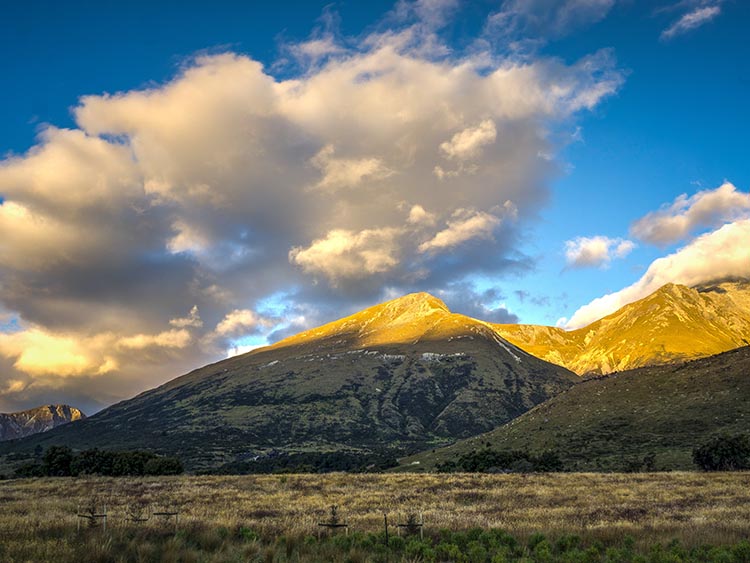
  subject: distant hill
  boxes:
[0,293,577,471]
[0,405,85,441]
[493,280,750,375]
[402,346,750,472]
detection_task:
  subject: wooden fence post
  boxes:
[384,513,389,547]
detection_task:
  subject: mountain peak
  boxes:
[267,291,458,351]
[378,292,450,316]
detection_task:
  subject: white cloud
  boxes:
[167,221,212,255]
[566,219,750,328]
[406,204,437,226]
[486,0,616,45]
[440,119,497,161]
[419,209,502,253]
[118,329,192,350]
[435,119,498,179]
[310,144,394,192]
[214,309,269,338]
[169,306,203,328]
[289,228,402,283]
[412,0,459,29]
[564,235,635,268]
[289,37,345,61]
[661,4,721,40]
[630,181,750,245]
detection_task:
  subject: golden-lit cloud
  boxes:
[418,209,502,253]
[118,329,192,350]
[214,309,271,338]
[406,205,437,226]
[0,329,116,378]
[289,228,402,283]
[310,145,394,193]
[440,119,497,161]
[169,306,203,328]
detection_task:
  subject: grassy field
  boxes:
[1,472,750,562]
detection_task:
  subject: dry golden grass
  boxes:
[1,472,749,556]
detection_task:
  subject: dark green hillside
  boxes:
[0,293,576,472]
[402,346,750,472]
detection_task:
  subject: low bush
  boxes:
[436,448,565,473]
[693,433,750,471]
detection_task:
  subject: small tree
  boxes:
[404,512,422,536]
[43,446,74,476]
[693,433,750,471]
[532,451,564,472]
[144,456,183,475]
[642,452,657,472]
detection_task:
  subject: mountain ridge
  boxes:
[0,292,577,471]
[0,404,85,441]
[493,279,750,374]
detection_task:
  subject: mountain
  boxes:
[0,293,577,471]
[0,405,85,441]
[402,346,750,472]
[493,280,750,375]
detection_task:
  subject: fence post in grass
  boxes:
[126,503,152,524]
[76,501,108,533]
[152,505,179,534]
[317,505,349,537]
[397,511,424,538]
[384,513,389,547]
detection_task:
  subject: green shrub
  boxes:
[238,527,259,542]
[406,538,435,560]
[693,434,750,471]
[436,542,466,562]
[466,540,488,563]
[556,535,582,553]
[388,536,405,551]
[528,533,547,550]
[731,541,750,563]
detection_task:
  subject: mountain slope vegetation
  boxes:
[403,346,750,471]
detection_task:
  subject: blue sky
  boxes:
[1,0,749,412]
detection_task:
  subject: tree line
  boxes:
[15,446,183,477]
[10,432,750,477]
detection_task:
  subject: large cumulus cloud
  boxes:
[0,5,623,412]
